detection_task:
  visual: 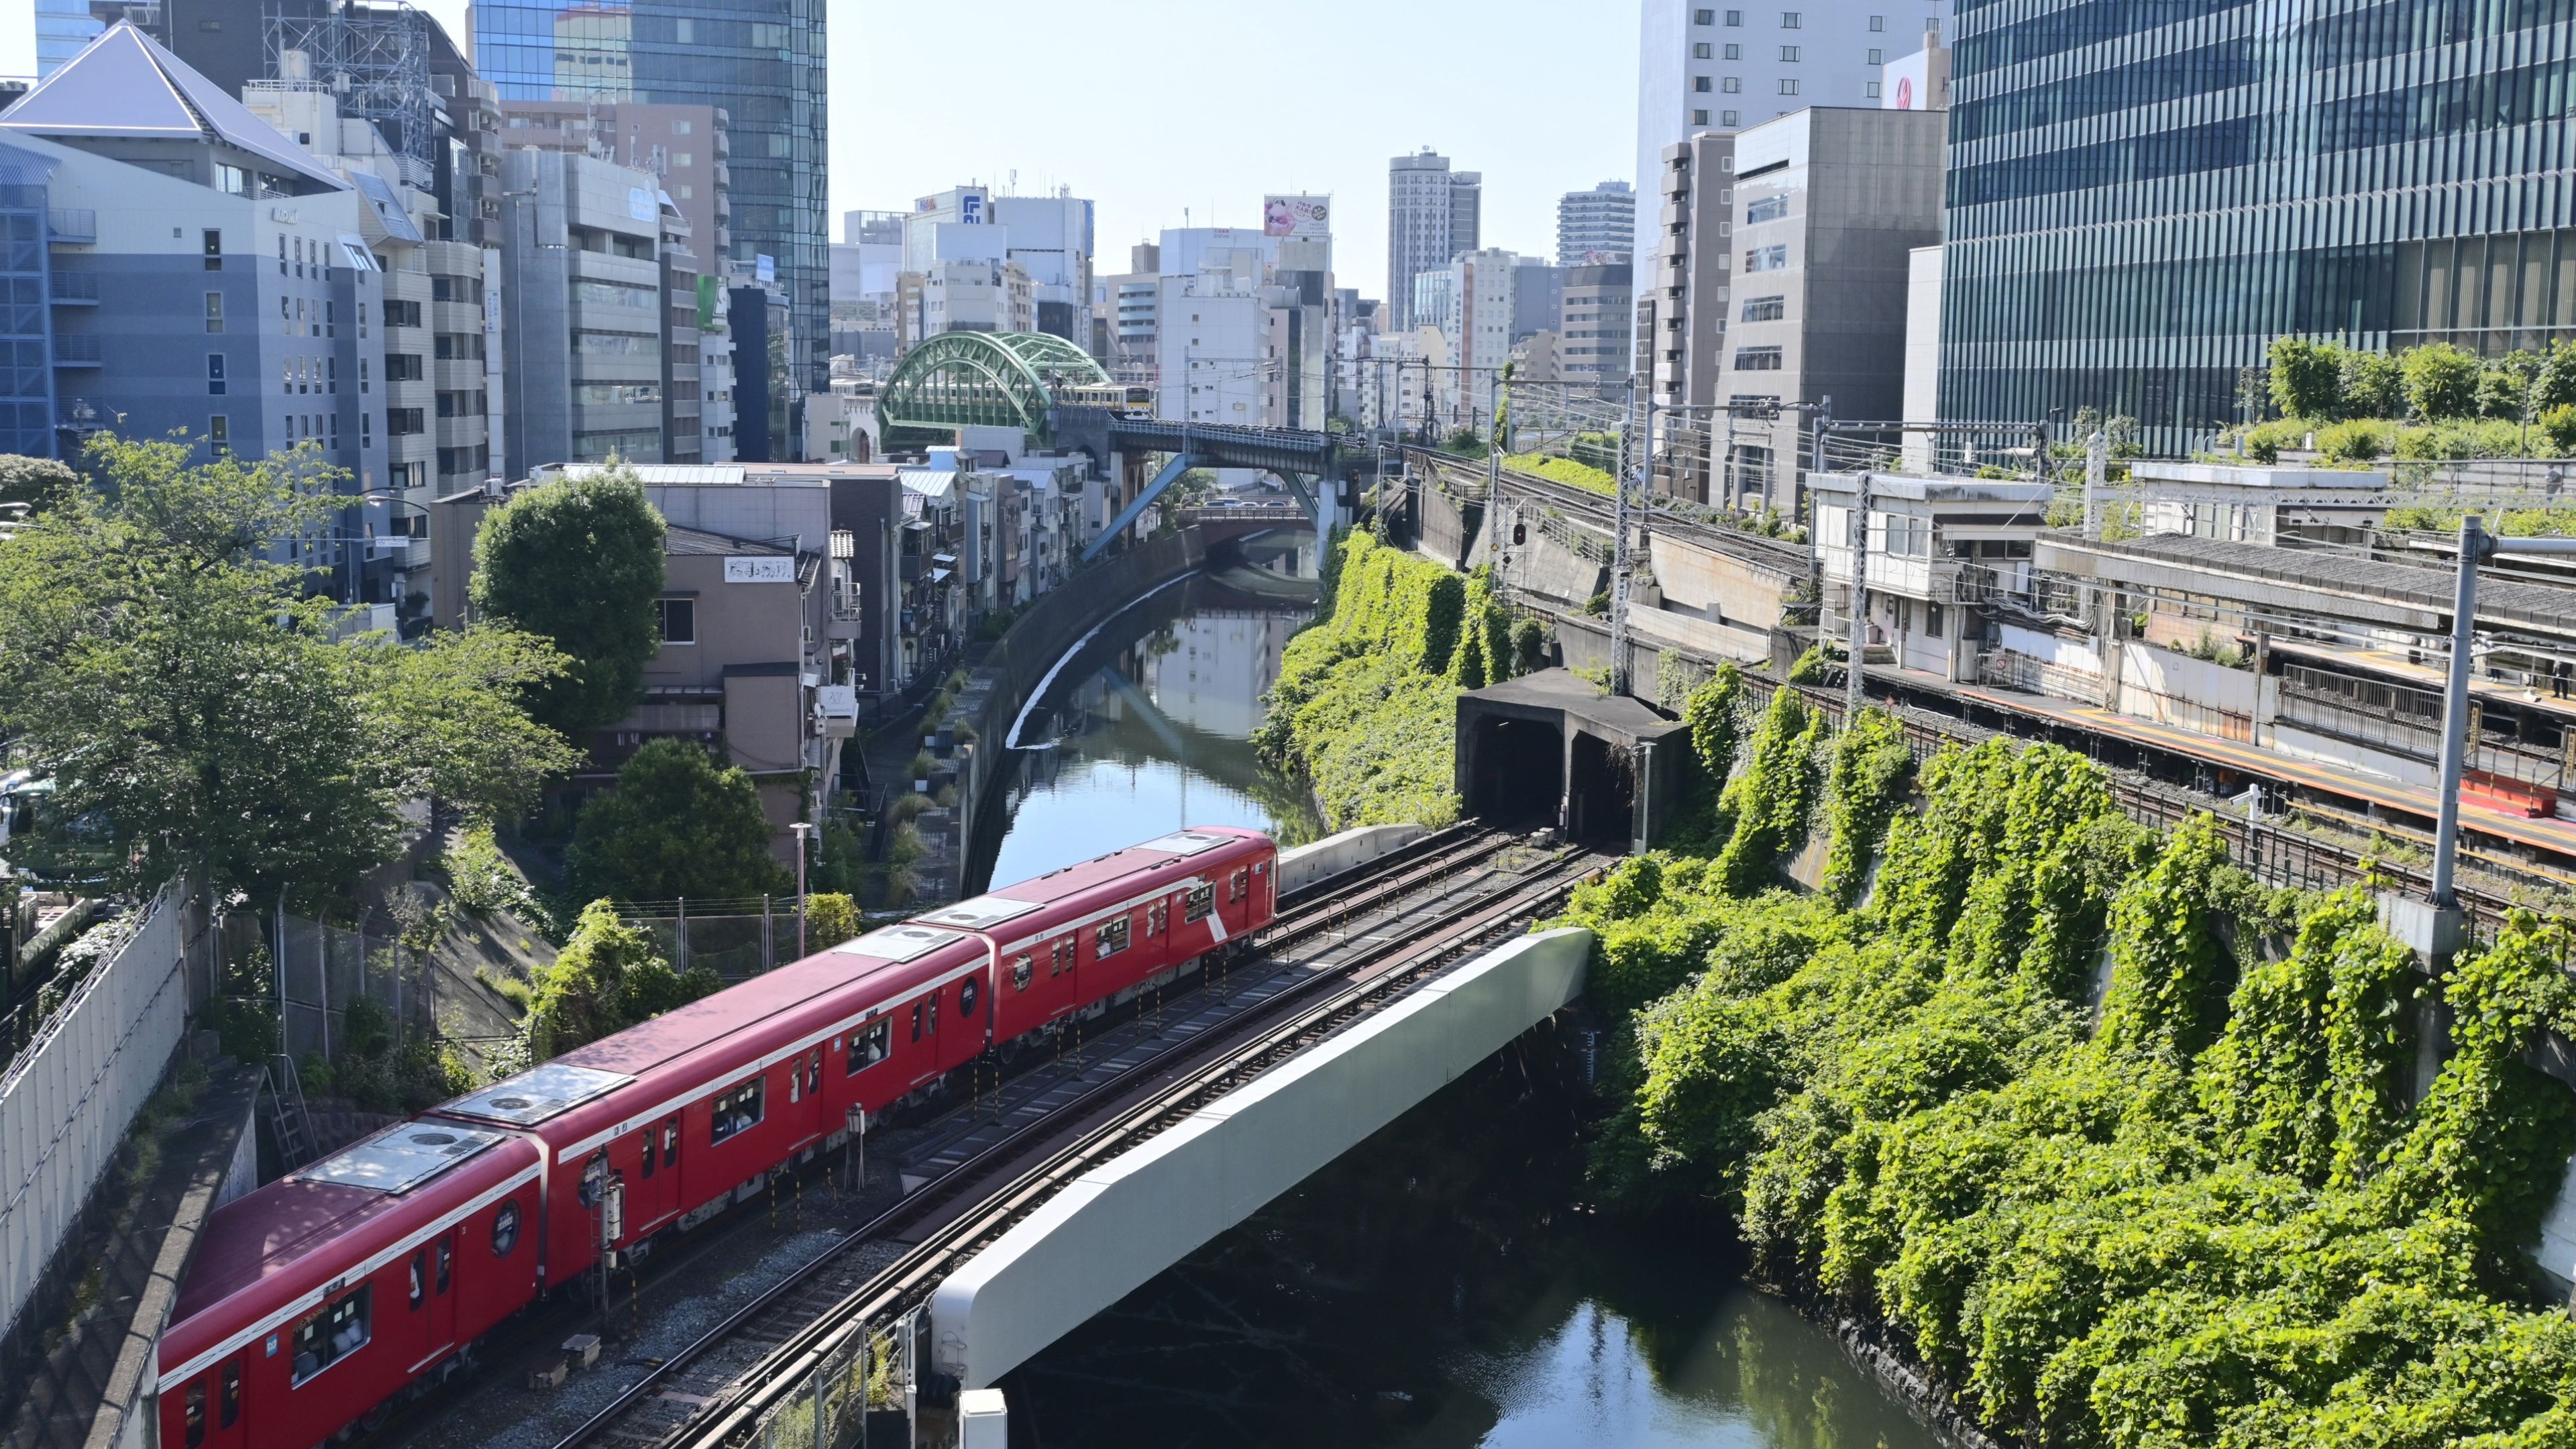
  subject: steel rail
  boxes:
[546,835,1582,1449]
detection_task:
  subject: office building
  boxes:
[1560,262,1634,384]
[830,209,902,363]
[1387,150,1480,331]
[496,101,732,270]
[1,25,390,589]
[1514,258,1566,342]
[1941,1,2576,453]
[1633,0,1953,263]
[1650,131,1739,415]
[474,0,828,431]
[992,192,1096,345]
[1558,181,1635,265]
[496,148,668,469]
[1714,107,1944,510]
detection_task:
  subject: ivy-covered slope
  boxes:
[1252,528,1530,832]
[1560,720,2576,1448]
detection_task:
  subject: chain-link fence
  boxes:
[737,1324,898,1449]
[614,898,826,981]
[221,910,431,1067]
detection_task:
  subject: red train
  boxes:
[155,827,1277,1449]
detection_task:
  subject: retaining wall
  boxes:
[1275,825,1427,896]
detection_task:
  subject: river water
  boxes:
[963,564,1953,1449]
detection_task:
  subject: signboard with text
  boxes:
[1263,195,1330,239]
[725,557,795,584]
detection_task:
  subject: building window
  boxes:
[1722,76,1741,93]
[1694,42,1712,58]
[208,415,228,454]
[1695,76,1713,92]
[1867,80,1883,98]
[657,596,696,644]
[1695,6,1714,19]
[205,293,223,332]
[361,411,373,447]
[1725,42,1741,58]
[1779,78,1801,94]
[276,237,286,276]
[1868,48,1883,64]
[290,1287,369,1384]
[1780,10,1801,25]
[1745,244,1788,270]
[1746,195,1788,224]
[1780,44,1800,60]
[1723,110,1741,126]
[206,355,226,394]
[1724,7,1743,22]
[1925,602,1945,639]
[1870,13,1884,30]
[327,357,337,394]
[1740,294,1786,321]
[1693,109,1711,125]
[1734,346,1784,370]
[710,1077,764,1144]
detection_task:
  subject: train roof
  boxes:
[166,1124,539,1336]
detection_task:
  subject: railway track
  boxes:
[551,837,1603,1449]
[1405,447,1813,576]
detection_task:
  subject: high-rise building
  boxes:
[496,148,669,470]
[474,0,827,439]
[1560,263,1635,384]
[1387,150,1481,332]
[1941,1,2575,454]
[1713,107,1944,511]
[494,101,731,269]
[1557,180,1635,265]
[1632,1,1953,263]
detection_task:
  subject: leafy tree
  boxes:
[2538,339,2576,412]
[2479,349,2544,421]
[0,435,567,906]
[525,900,720,1059]
[2267,337,2341,419]
[2400,342,2483,419]
[469,465,667,737]
[352,625,582,822]
[0,453,76,510]
[569,737,790,903]
[805,892,862,951]
[2336,348,2404,419]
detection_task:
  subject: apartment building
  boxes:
[497,148,668,468]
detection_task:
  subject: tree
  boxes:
[525,900,721,1059]
[2538,340,2576,413]
[2267,337,2341,419]
[2479,350,2544,421]
[352,625,584,822]
[0,435,569,907]
[469,465,667,737]
[569,738,791,903]
[2337,350,2403,419]
[0,453,76,510]
[806,893,862,951]
[2400,343,2483,419]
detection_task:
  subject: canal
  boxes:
[962,561,1955,1449]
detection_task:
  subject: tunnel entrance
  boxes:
[1469,717,1563,828]
[1565,731,1635,847]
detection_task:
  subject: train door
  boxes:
[786,1046,824,1145]
[635,1116,680,1232]
[429,1229,459,1360]
[176,1356,248,1449]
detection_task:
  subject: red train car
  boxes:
[156,828,1273,1448]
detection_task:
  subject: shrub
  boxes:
[2313,417,2392,464]
[2267,337,2343,419]
[2543,403,2576,454]
[2401,342,2483,419]
[2337,349,2404,418]
[804,892,862,951]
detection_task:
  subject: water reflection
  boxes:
[967,568,1324,892]
[1000,1036,1952,1449]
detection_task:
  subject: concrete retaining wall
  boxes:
[1275,825,1427,896]
[928,926,1595,1388]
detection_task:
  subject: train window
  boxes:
[928,991,938,1036]
[710,1078,765,1144]
[807,1052,822,1097]
[290,1286,370,1385]
[663,1121,678,1171]
[408,1251,427,1307]
[493,1199,521,1256]
[1185,884,1214,923]
[183,1383,205,1446]
[910,1000,923,1041]
[219,1362,240,1428]
[641,1128,655,1178]
[789,1065,800,1104]
[1148,902,1168,935]
[959,977,979,1018]
[436,1240,451,1295]
[1095,916,1131,959]
[1230,869,1250,902]
[1011,954,1032,991]
[848,1017,892,1073]
[1051,939,1075,975]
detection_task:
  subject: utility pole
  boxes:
[2430,516,2576,908]
[1610,377,1648,697]
[1843,429,1872,722]
[791,821,813,957]
[2083,431,2108,543]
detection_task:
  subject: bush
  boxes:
[2337,349,2404,418]
[443,824,528,918]
[2313,417,2392,464]
[2544,403,2576,454]
[2267,337,2342,419]
[1505,453,1618,495]
[2402,342,2483,419]
[804,892,862,951]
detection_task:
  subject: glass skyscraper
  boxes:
[1941,0,2576,453]
[473,0,826,405]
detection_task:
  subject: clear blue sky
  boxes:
[2,0,1639,299]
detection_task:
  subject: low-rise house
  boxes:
[1814,471,2053,683]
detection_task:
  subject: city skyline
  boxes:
[3,0,1639,303]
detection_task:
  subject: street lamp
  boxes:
[790,821,814,956]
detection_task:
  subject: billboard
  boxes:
[1263,195,1330,239]
[1881,46,1951,111]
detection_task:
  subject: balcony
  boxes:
[47,209,95,244]
[52,333,101,366]
[48,270,97,304]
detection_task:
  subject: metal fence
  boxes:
[0,881,211,1344]
[221,910,433,1067]
[612,898,816,979]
